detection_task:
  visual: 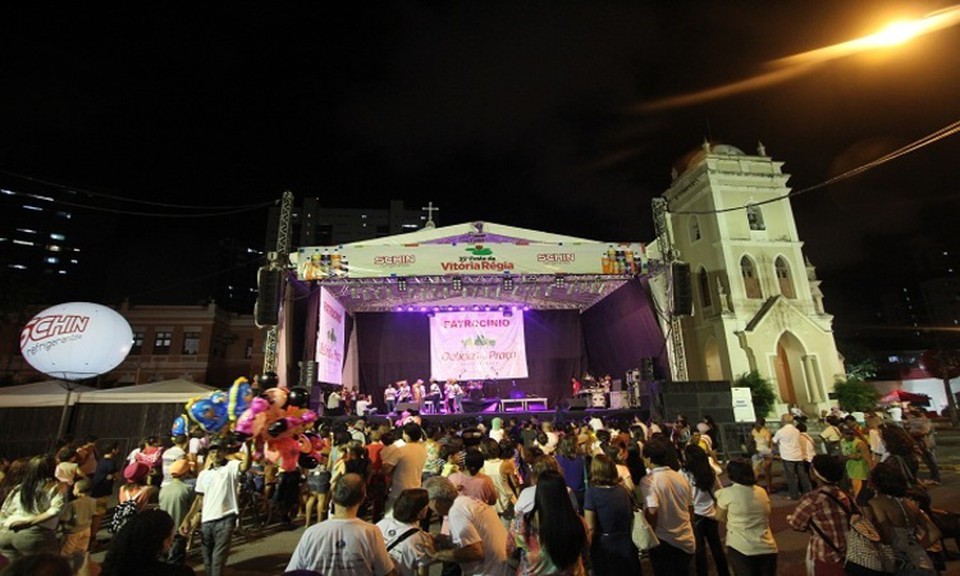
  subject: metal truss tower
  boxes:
[652,197,688,381]
[262,190,294,375]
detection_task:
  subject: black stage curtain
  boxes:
[356,310,584,412]
[580,277,669,382]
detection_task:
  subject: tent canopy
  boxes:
[0,380,98,408]
[881,389,931,405]
[78,379,217,404]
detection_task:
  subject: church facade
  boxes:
[664,142,844,416]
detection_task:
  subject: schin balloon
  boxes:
[19,302,133,380]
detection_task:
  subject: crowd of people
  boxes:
[0,401,953,576]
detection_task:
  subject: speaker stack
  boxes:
[255,268,283,327]
[672,262,693,316]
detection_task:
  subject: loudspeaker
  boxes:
[300,360,317,389]
[396,402,420,413]
[672,262,692,316]
[255,268,283,326]
[640,357,656,381]
[566,398,588,411]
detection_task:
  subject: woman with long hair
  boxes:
[0,455,65,561]
[683,444,729,576]
[864,462,939,575]
[584,453,641,576]
[101,508,194,576]
[509,470,587,575]
[840,424,872,499]
[880,423,920,485]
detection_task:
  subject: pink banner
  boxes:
[429,311,528,380]
[315,287,346,384]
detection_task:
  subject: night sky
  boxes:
[2,2,959,329]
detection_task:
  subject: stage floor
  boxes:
[330,406,648,427]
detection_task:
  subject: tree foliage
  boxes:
[833,365,880,412]
[735,370,777,419]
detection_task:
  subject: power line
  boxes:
[51,197,275,218]
[0,167,276,211]
[668,117,960,216]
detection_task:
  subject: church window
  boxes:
[689,216,701,242]
[698,267,711,308]
[747,204,765,231]
[775,257,796,299]
[741,255,762,299]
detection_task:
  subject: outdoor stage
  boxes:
[277,221,671,411]
[331,406,649,429]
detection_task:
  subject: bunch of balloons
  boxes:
[170,375,320,473]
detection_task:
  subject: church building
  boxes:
[664,141,844,416]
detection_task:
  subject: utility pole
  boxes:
[261,190,294,375]
[652,197,688,381]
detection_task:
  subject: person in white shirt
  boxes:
[716,458,778,576]
[641,438,696,575]
[377,488,435,576]
[772,414,811,499]
[682,444,729,576]
[179,440,250,576]
[382,423,428,513]
[533,422,559,455]
[287,473,397,576]
[327,388,343,416]
[385,383,398,414]
[423,476,509,576]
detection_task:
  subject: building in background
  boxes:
[663,142,844,415]
[265,198,430,251]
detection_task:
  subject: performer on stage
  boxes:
[384,382,397,414]
[571,377,581,397]
[452,381,465,414]
[396,380,412,404]
[412,379,424,412]
[443,380,455,413]
[428,379,442,414]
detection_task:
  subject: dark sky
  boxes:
[2,2,959,324]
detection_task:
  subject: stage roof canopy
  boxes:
[291,221,651,312]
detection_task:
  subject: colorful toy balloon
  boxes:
[287,386,311,409]
[19,302,133,380]
[171,415,188,437]
[228,377,254,421]
[186,391,229,433]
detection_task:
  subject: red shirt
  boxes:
[788,485,852,564]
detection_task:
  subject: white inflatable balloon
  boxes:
[19,302,133,381]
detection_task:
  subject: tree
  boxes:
[833,372,880,413]
[735,370,777,419]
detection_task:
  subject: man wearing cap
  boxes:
[160,459,195,565]
[180,440,251,576]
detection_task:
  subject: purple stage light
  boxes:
[395,306,403,312]
[512,305,519,311]
[419,307,427,312]
[459,306,466,311]
[472,305,480,311]
[523,306,531,311]
[406,306,414,312]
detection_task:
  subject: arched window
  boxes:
[741,255,762,299]
[775,256,796,299]
[689,216,701,242]
[698,267,711,308]
[747,204,765,231]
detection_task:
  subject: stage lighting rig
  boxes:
[452,276,463,291]
[502,273,514,291]
[397,277,407,292]
[554,274,565,289]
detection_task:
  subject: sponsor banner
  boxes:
[295,242,646,280]
[430,311,528,380]
[315,287,346,384]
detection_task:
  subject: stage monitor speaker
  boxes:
[659,381,734,424]
[566,398,589,411]
[255,268,283,326]
[672,262,693,316]
[396,402,420,413]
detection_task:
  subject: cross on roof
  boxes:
[422,201,439,229]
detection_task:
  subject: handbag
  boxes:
[814,489,895,574]
[625,486,659,551]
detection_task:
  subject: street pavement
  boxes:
[92,428,960,575]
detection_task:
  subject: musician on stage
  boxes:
[452,381,465,413]
[384,382,397,414]
[571,377,581,397]
[428,379,442,414]
[396,380,412,404]
[412,379,425,412]
[443,380,455,413]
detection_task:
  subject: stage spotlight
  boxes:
[395,306,403,312]
[502,274,514,291]
[523,305,531,311]
[459,306,466,311]
[452,276,463,291]
[419,306,427,312]
[406,306,414,312]
[397,277,407,292]
[554,274,565,288]
[473,305,480,311]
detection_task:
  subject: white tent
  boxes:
[78,379,217,404]
[0,380,98,408]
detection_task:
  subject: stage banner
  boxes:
[315,287,346,384]
[295,242,647,280]
[430,311,528,380]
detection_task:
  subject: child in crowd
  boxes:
[60,478,97,568]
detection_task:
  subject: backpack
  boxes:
[109,499,139,534]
